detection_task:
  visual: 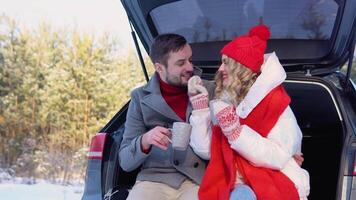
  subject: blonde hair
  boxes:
[215,56,258,105]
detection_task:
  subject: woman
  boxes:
[188,25,310,200]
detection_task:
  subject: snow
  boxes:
[0,169,84,200]
[0,182,84,200]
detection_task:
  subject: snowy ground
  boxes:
[0,169,84,200]
[0,181,84,200]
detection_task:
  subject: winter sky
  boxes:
[0,0,134,49]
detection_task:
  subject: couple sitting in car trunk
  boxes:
[119,24,310,200]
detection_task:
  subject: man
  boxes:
[119,33,215,200]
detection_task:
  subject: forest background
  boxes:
[0,15,154,184]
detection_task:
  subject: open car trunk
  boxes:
[284,78,343,200]
[81,0,356,199]
[86,1,356,200]
[102,75,344,200]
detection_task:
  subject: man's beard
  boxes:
[166,73,191,88]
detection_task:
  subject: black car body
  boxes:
[82,0,356,199]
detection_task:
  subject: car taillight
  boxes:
[88,133,107,160]
[349,150,356,199]
[341,146,356,199]
[354,154,356,176]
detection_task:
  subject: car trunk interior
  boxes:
[106,76,344,200]
[284,79,343,200]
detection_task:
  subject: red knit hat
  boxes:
[220,24,271,73]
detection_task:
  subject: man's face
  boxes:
[158,44,193,87]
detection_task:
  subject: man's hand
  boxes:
[141,126,172,152]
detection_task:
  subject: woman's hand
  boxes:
[188,76,209,110]
[210,99,241,141]
[293,153,304,166]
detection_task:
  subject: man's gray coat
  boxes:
[119,73,214,188]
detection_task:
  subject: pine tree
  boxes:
[0,15,153,182]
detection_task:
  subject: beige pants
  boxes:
[127,179,199,200]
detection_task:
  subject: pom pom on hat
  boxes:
[220,24,271,73]
[249,24,271,41]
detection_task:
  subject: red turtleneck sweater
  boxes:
[159,77,188,121]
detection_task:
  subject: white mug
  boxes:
[170,122,192,151]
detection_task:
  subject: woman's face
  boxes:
[217,55,232,87]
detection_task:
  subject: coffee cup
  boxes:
[170,122,192,151]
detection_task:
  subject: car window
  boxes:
[150,0,338,43]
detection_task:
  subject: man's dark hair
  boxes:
[149,33,187,67]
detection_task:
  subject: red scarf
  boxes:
[198,86,299,200]
[159,77,188,121]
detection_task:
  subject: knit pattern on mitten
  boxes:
[216,106,242,141]
[190,93,209,110]
[188,76,209,110]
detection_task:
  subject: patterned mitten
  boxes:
[210,99,242,141]
[188,76,208,110]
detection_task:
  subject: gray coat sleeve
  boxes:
[119,89,149,172]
